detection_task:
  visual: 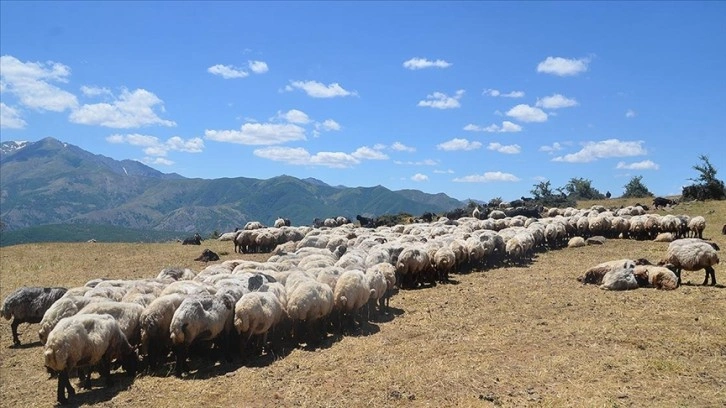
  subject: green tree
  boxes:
[465,200,479,212]
[563,177,605,200]
[530,181,554,200]
[682,154,726,200]
[622,176,653,198]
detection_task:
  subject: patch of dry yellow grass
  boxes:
[1,201,725,407]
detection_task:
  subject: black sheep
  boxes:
[2,286,68,346]
[195,248,220,262]
[182,233,202,245]
[652,197,676,209]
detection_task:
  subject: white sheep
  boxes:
[139,293,187,368]
[654,232,675,242]
[567,237,586,248]
[364,266,389,317]
[157,267,197,281]
[285,280,334,346]
[44,313,138,404]
[77,301,145,347]
[599,260,639,291]
[663,238,720,285]
[688,216,706,239]
[366,262,397,311]
[578,259,639,286]
[160,280,216,297]
[84,285,128,302]
[633,265,679,290]
[314,266,345,292]
[233,291,285,359]
[432,246,456,283]
[396,244,432,288]
[244,221,265,230]
[505,231,535,265]
[2,286,67,346]
[169,292,236,377]
[38,296,104,345]
[218,231,239,241]
[332,270,372,327]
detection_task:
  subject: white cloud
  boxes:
[320,119,341,131]
[391,141,415,152]
[0,102,26,129]
[536,94,578,109]
[539,142,563,154]
[453,171,520,183]
[80,86,112,97]
[483,89,525,98]
[253,146,312,165]
[351,146,389,160]
[417,89,464,109]
[616,160,659,170]
[309,151,361,168]
[626,109,636,118]
[488,142,521,154]
[394,159,438,166]
[553,139,647,163]
[536,56,590,76]
[254,146,363,168]
[143,157,175,166]
[248,60,269,74]
[0,55,78,112]
[278,109,311,124]
[437,138,482,151]
[106,133,204,157]
[207,64,249,79]
[464,121,522,133]
[286,80,356,98]
[411,173,429,182]
[506,104,548,123]
[402,57,452,70]
[433,169,454,174]
[69,88,176,128]
[165,136,205,153]
[205,122,306,145]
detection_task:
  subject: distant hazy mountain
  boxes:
[0,137,465,234]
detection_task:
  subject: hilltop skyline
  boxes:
[1,2,724,201]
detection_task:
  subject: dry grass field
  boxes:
[1,199,725,407]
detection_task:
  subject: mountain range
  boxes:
[0,137,466,236]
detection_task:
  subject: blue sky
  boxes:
[1,1,724,202]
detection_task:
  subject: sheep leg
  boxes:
[10,318,21,346]
[57,369,74,404]
[174,346,187,377]
[704,266,716,286]
[79,367,93,390]
[99,356,114,387]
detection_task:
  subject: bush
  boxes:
[682,155,726,201]
[622,176,653,198]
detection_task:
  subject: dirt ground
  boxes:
[1,202,725,407]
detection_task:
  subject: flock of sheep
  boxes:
[2,203,721,405]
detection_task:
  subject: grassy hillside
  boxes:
[0,201,724,407]
[0,224,186,247]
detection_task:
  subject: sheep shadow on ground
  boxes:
[172,352,246,381]
[368,306,405,324]
[8,340,42,349]
[242,346,294,368]
[55,371,135,407]
[680,282,725,289]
